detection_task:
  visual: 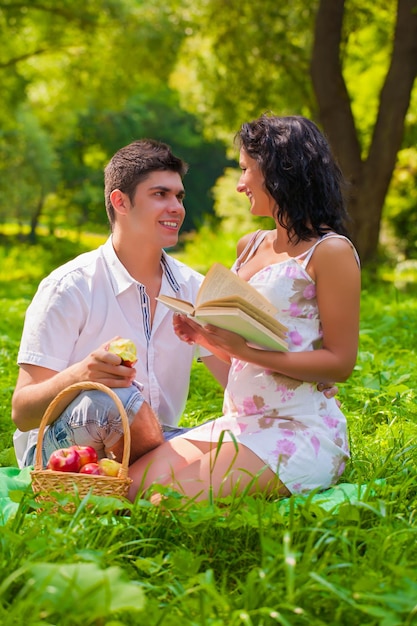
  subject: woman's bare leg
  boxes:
[165,440,290,501]
[127,437,290,502]
[127,437,210,501]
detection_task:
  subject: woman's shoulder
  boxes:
[236,231,256,256]
[236,229,270,256]
[314,234,360,267]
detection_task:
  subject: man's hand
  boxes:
[80,337,137,387]
[173,314,237,363]
[317,382,340,405]
[172,313,200,345]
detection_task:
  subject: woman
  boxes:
[128,114,361,502]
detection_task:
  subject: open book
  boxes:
[157,263,288,351]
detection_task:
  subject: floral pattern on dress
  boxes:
[273,439,297,467]
[258,410,281,429]
[242,394,267,415]
[270,373,302,391]
[277,420,308,433]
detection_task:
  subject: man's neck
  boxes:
[111,233,164,286]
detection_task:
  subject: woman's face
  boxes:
[236,148,274,217]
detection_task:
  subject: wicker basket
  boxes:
[31,381,132,509]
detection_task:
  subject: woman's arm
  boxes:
[201,355,231,388]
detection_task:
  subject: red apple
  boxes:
[69,445,98,467]
[79,462,102,475]
[107,338,137,367]
[98,457,122,477]
[47,447,81,473]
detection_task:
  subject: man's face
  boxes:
[124,170,186,248]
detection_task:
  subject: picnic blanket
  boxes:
[0,465,385,525]
[0,466,34,524]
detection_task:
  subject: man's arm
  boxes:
[12,340,136,432]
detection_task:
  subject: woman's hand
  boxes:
[197,323,249,358]
[173,315,242,363]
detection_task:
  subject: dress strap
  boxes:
[298,234,361,270]
[233,230,268,271]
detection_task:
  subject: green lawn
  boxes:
[1,232,417,625]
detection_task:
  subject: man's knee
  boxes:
[62,386,146,452]
[125,402,164,462]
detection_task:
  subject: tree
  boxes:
[311,0,417,262]
[174,0,417,263]
[0,106,58,240]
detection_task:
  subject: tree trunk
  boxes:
[311,0,417,263]
[29,194,45,244]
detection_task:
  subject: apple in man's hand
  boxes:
[79,462,102,475]
[98,457,122,477]
[69,445,98,467]
[107,338,137,367]
[47,447,81,473]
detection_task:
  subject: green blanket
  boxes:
[0,466,33,524]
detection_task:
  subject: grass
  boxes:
[1,231,417,625]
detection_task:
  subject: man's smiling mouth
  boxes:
[160,221,179,229]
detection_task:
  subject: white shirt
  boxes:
[14,237,205,466]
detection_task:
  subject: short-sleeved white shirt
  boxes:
[14,237,205,466]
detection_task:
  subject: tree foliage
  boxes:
[0,0,228,238]
[169,2,317,145]
[0,0,416,262]
[173,0,417,262]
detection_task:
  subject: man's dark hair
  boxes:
[104,139,188,226]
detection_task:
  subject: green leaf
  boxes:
[28,562,145,620]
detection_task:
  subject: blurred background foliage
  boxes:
[0,0,416,265]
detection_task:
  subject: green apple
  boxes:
[98,457,122,477]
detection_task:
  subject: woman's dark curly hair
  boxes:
[236,114,350,241]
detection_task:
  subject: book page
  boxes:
[196,263,278,316]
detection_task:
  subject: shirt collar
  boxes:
[102,237,181,296]
[161,252,181,293]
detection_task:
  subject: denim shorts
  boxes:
[162,425,193,440]
[25,386,144,468]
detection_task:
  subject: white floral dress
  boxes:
[182,231,360,494]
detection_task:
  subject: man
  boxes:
[12,139,228,468]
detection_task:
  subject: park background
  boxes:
[0,1,417,624]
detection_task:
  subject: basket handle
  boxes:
[34,381,131,479]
